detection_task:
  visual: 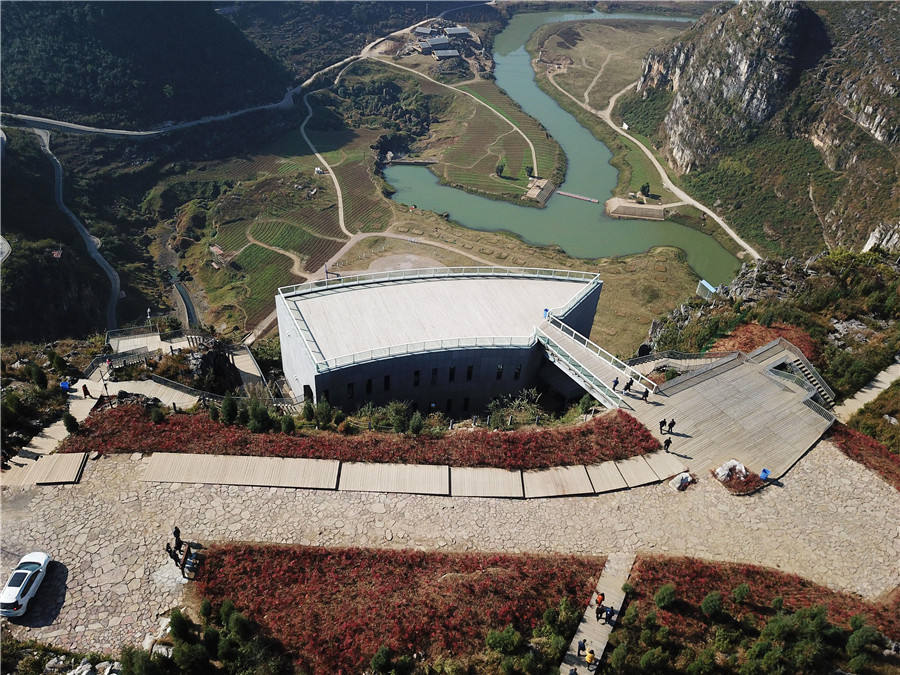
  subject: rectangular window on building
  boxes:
[384,375,390,392]
[366,379,372,395]
[514,364,522,380]
[449,366,456,383]
[463,397,469,412]
[414,370,420,387]
[496,364,503,380]
[347,382,354,398]
[466,365,473,381]
[431,368,438,385]
[446,398,452,414]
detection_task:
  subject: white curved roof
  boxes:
[278,268,599,369]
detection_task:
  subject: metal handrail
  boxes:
[802,397,836,424]
[535,331,624,409]
[105,326,158,342]
[775,338,836,401]
[545,316,656,391]
[315,334,534,372]
[83,346,152,378]
[278,266,599,297]
[627,350,738,367]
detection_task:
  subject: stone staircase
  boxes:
[748,339,836,408]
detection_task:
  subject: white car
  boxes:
[0,552,51,617]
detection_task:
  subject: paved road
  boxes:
[2,440,897,654]
[32,129,120,331]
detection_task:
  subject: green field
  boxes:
[233,244,299,325]
[459,80,565,184]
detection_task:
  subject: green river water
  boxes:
[383,10,740,286]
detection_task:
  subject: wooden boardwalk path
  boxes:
[559,552,636,674]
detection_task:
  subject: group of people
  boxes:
[568,593,616,673]
[164,526,185,565]
[659,418,677,452]
[610,377,651,402]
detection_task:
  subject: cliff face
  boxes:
[633,1,899,254]
[638,1,822,173]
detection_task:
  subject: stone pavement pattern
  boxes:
[2,440,898,655]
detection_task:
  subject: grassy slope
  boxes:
[0,129,108,341]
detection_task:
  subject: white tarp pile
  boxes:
[715,459,748,482]
[669,472,693,491]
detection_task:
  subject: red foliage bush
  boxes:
[828,423,900,491]
[195,545,602,674]
[712,469,766,495]
[629,556,900,643]
[62,405,659,470]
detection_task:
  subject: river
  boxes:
[383,10,740,286]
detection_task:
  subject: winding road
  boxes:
[32,129,121,331]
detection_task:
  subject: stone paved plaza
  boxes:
[2,440,898,655]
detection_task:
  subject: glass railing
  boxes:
[544,316,656,391]
[316,335,534,372]
[536,333,623,408]
[279,266,599,297]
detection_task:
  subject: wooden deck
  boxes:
[142,453,339,489]
[450,467,523,498]
[585,462,628,493]
[339,462,450,495]
[4,453,88,487]
[523,465,594,498]
[615,456,660,488]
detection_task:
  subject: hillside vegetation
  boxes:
[617,1,899,258]
[0,129,108,341]
[1,2,290,129]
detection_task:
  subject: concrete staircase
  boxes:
[559,552,636,674]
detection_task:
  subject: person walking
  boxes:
[623,378,633,393]
[82,384,92,398]
[577,639,587,657]
[595,592,605,620]
[585,649,595,667]
[663,437,672,453]
[173,526,183,553]
[612,377,619,392]
[641,388,650,402]
[667,419,676,434]
[659,418,667,434]
[605,606,614,625]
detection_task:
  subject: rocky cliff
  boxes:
[629,1,899,255]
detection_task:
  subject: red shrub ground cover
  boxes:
[828,423,900,492]
[62,405,659,470]
[629,555,900,643]
[195,545,602,674]
[712,470,766,495]
[712,322,821,365]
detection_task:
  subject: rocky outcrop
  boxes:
[638,1,820,173]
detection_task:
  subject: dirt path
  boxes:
[583,53,613,106]
[246,225,308,278]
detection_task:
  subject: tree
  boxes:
[28,364,47,389]
[52,353,67,373]
[281,415,295,434]
[496,161,505,177]
[701,591,723,619]
[302,399,315,422]
[63,412,79,434]
[314,400,333,429]
[654,583,676,610]
[640,182,651,197]
[221,392,237,425]
[409,411,424,435]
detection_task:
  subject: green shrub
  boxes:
[654,583,677,610]
[168,607,193,643]
[370,646,392,673]
[219,599,235,626]
[62,412,79,434]
[199,599,212,624]
[333,409,346,426]
[409,410,424,435]
[701,591,723,619]
[202,626,219,659]
[150,406,166,424]
[172,641,212,674]
[281,415,295,434]
[120,645,163,675]
[236,406,249,426]
[208,405,220,422]
[771,596,784,611]
[52,354,67,373]
[221,393,237,425]
[302,399,315,422]
[609,641,628,669]
[623,602,640,627]
[315,400,333,428]
[217,637,237,662]
[664,368,680,381]
[639,646,667,670]
[847,654,869,672]
[486,625,524,655]
[732,583,751,604]
[686,647,718,675]
[622,582,634,595]
[849,614,868,632]
[228,611,254,642]
[29,364,47,389]
[847,624,881,657]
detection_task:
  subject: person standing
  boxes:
[659,418,667,434]
[585,649,595,667]
[82,384,92,398]
[663,437,672,453]
[642,388,650,402]
[595,592,605,620]
[577,639,587,657]
[667,419,676,434]
[605,606,614,624]
[624,378,633,393]
[173,526,183,553]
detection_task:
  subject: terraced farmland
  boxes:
[233,244,301,325]
[249,220,345,273]
[460,80,565,183]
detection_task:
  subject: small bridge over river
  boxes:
[537,317,835,479]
